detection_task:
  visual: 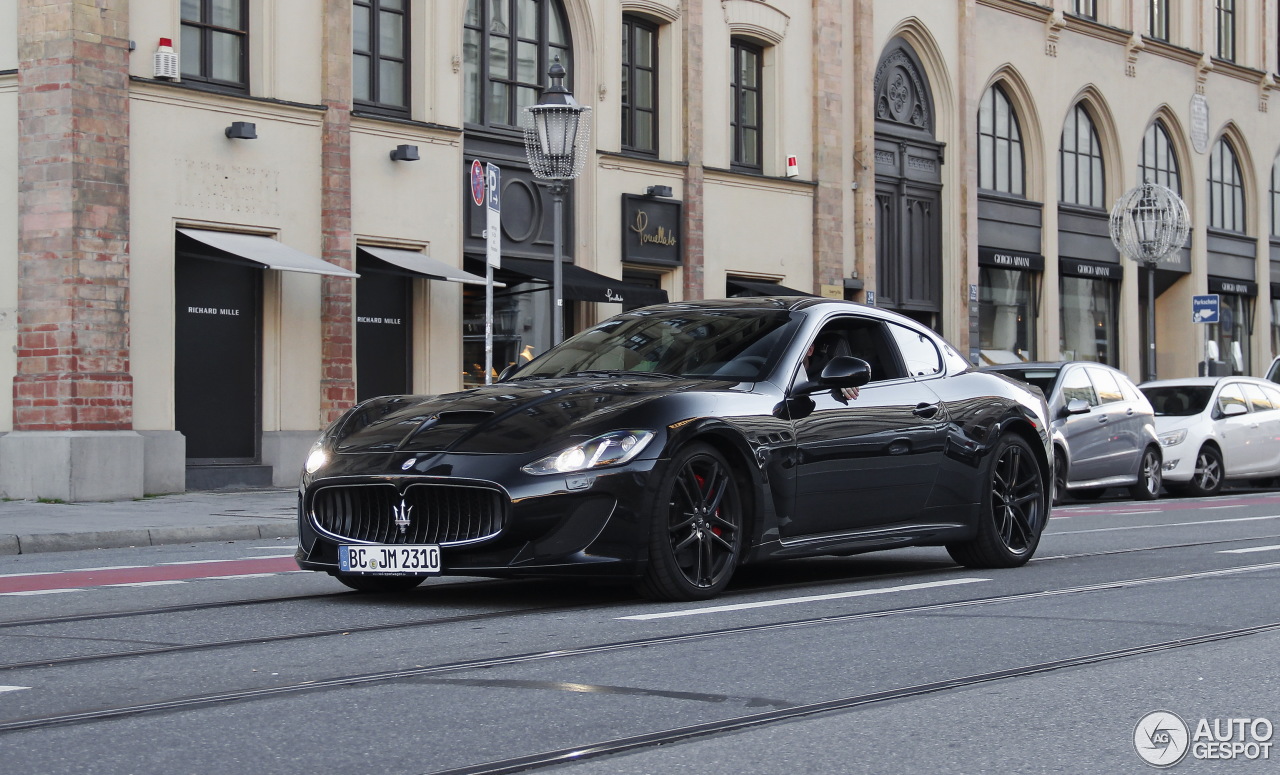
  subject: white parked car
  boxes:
[1139,376,1280,497]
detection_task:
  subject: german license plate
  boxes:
[339,545,441,574]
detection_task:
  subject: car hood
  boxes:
[331,376,739,455]
[1152,415,1203,434]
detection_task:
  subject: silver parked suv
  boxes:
[982,362,1162,504]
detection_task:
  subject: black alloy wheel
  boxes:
[1128,446,1163,500]
[1185,445,1224,497]
[948,434,1046,568]
[1052,454,1067,507]
[639,443,744,601]
[334,574,425,593]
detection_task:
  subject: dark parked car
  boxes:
[981,362,1161,504]
[296,298,1053,601]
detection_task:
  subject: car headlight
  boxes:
[522,430,655,476]
[1158,429,1187,447]
[304,442,329,474]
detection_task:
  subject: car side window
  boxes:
[802,317,906,384]
[1217,383,1248,414]
[885,322,942,378]
[1086,368,1124,404]
[1241,383,1272,412]
[1261,384,1280,409]
[1060,368,1098,406]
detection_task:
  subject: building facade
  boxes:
[1,0,1277,500]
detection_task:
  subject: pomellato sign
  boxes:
[622,194,682,267]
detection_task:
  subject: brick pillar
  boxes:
[682,0,705,300]
[812,0,845,291]
[14,0,132,431]
[320,0,355,424]
[851,0,877,297]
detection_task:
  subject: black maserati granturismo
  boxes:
[295,298,1052,601]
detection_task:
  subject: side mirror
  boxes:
[794,356,871,395]
[1061,398,1091,417]
[1221,402,1248,417]
[496,364,519,382]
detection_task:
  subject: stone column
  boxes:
[812,0,846,293]
[681,0,705,300]
[320,0,356,424]
[1,0,142,501]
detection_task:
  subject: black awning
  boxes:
[727,278,815,297]
[501,257,669,307]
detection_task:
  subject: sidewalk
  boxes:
[0,488,298,555]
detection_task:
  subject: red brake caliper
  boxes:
[695,473,722,537]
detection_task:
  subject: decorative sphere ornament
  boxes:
[1108,182,1191,266]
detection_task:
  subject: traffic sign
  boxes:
[470,159,485,206]
[1192,294,1219,324]
[485,163,501,268]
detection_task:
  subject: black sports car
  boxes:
[295,298,1053,600]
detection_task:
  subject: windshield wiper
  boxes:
[561,370,681,379]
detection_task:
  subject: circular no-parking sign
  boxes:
[470,159,486,206]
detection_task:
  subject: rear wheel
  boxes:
[1128,446,1163,500]
[1185,445,1224,497]
[638,443,744,601]
[947,434,1047,569]
[334,574,425,593]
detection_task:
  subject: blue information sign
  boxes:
[1192,294,1219,324]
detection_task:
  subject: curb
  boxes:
[0,523,298,556]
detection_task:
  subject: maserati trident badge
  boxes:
[393,497,413,534]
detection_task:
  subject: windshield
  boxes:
[508,309,800,381]
[1141,386,1213,416]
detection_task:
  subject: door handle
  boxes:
[913,402,940,419]
[1097,416,1109,423]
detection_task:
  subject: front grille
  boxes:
[311,482,505,545]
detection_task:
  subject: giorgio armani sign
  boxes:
[622,194,682,267]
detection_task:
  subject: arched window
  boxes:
[1271,155,1279,238]
[1139,120,1181,195]
[1208,137,1246,232]
[1060,104,1105,208]
[977,84,1024,196]
[463,0,572,130]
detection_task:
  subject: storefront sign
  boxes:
[1060,258,1122,280]
[1209,277,1256,296]
[978,247,1044,272]
[622,195,682,267]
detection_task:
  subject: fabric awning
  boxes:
[727,278,815,297]
[358,246,491,285]
[502,257,669,307]
[178,228,358,278]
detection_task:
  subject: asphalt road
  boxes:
[1,492,1278,774]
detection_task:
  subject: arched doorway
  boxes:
[873,38,944,331]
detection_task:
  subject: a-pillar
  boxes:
[0,0,142,501]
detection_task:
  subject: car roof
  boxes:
[632,297,923,325]
[1140,376,1272,388]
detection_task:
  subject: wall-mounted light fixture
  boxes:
[644,185,672,198]
[225,121,257,140]
[390,144,420,162]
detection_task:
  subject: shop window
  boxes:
[1060,275,1118,366]
[1207,293,1252,375]
[979,267,1037,364]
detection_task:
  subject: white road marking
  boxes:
[617,578,990,621]
[199,573,282,580]
[0,686,31,694]
[1050,515,1280,535]
[1219,544,1280,554]
[1206,504,1246,510]
[0,572,67,579]
[101,581,189,588]
[62,565,146,572]
[0,589,83,596]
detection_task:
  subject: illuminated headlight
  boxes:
[304,443,329,474]
[522,430,655,476]
[1158,429,1187,447]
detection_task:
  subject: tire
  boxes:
[637,443,744,601]
[947,434,1047,569]
[334,574,425,593]
[1052,454,1067,508]
[1128,446,1163,501]
[1185,445,1224,497]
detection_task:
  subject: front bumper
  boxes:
[295,451,665,580]
[1159,440,1197,482]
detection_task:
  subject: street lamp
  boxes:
[1108,182,1191,382]
[523,58,591,346]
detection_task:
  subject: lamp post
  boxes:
[1108,182,1191,383]
[523,59,591,346]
